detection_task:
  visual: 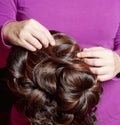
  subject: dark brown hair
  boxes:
[7,31,102,125]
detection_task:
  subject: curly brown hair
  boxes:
[6,31,102,125]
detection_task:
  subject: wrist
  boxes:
[1,21,16,46]
[116,72,120,77]
[2,22,11,43]
[116,54,120,77]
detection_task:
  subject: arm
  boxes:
[0,0,17,44]
[0,0,17,67]
[0,0,55,51]
[76,22,120,82]
[114,24,120,54]
[113,24,120,77]
[77,24,120,82]
[77,47,120,82]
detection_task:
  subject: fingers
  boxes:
[77,47,106,58]
[25,34,42,49]
[14,19,55,50]
[31,29,53,48]
[97,74,113,82]
[76,47,118,82]
[83,58,104,67]
[39,27,55,46]
[31,19,55,47]
[89,67,106,75]
[89,66,114,82]
[19,39,37,51]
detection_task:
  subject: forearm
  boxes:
[115,52,120,75]
[0,0,17,67]
[113,24,120,76]
[114,24,120,54]
[0,0,17,44]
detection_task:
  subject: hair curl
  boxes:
[7,31,102,125]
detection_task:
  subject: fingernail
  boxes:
[51,40,55,46]
[38,44,42,49]
[31,48,37,51]
[77,53,81,57]
[44,44,48,48]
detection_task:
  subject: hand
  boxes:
[77,47,120,82]
[2,19,55,51]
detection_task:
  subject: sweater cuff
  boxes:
[114,50,120,78]
[1,20,16,48]
[114,49,120,56]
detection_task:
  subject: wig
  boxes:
[6,31,102,125]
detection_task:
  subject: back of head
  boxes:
[7,31,102,125]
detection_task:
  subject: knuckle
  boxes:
[92,60,97,65]
[20,23,28,31]
[24,19,35,27]
[28,18,35,23]
[18,30,25,38]
[15,39,23,46]
[43,41,49,47]
[34,40,42,47]
[94,69,99,74]
[39,35,48,45]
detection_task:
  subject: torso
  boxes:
[16,0,120,49]
[4,0,120,124]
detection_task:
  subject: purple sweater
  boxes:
[0,0,120,125]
